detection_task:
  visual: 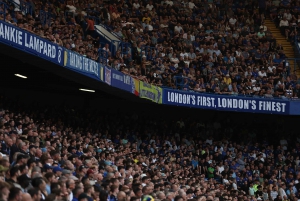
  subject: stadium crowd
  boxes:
[1,0,300,201]
[0,0,300,98]
[0,97,299,201]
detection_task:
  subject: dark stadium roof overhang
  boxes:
[0,41,156,104]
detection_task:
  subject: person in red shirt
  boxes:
[85,17,95,36]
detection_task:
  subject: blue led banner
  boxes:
[110,68,136,93]
[64,49,99,80]
[0,20,63,65]
[163,89,290,115]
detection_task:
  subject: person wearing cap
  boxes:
[63,160,75,173]
[224,74,232,85]
[0,165,8,182]
[77,165,87,178]
[43,164,53,173]
[62,169,72,178]
[53,166,63,178]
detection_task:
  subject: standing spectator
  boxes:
[85,17,95,38]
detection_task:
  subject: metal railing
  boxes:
[39,10,55,26]
[109,40,131,59]
[5,0,32,16]
[98,48,109,66]
[141,45,157,61]
[173,76,300,100]
[96,23,121,40]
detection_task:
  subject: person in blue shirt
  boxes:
[220,66,228,75]
[192,156,199,170]
[169,63,176,74]
[108,185,119,201]
[273,54,283,65]
[72,186,84,201]
[252,68,259,78]
[182,78,190,89]
[183,64,190,75]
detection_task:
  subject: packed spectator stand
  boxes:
[0,94,299,201]
[0,0,300,99]
[1,0,300,200]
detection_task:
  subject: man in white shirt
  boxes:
[229,16,237,26]
[146,1,154,11]
[279,183,287,199]
[66,2,76,14]
[253,84,261,92]
[270,186,279,200]
[258,68,267,77]
[165,0,174,6]
[279,17,289,36]
[133,0,140,9]
[213,46,221,56]
[102,43,110,53]
[268,63,276,72]
[170,54,179,64]
[205,137,213,145]
[189,0,196,9]
[174,23,183,33]
[259,22,268,32]
[280,138,288,150]
[283,11,292,21]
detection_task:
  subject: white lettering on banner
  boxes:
[58,48,61,63]
[167,92,196,105]
[197,96,215,107]
[217,98,256,110]
[84,58,89,72]
[0,23,22,45]
[89,60,99,77]
[166,92,287,113]
[24,33,56,58]
[0,22,59,60]
[68,51,99,77]
[258,101,286,112]
[124,75,131,85]
[69,51,83,70]
[112,73,123,81]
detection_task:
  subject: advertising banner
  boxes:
[111,69,133,93]
[100,64,104,82]
[0,20,63,65]
[132,78,140,96]
[105,67,111,85]
[64,49,99,80]
[163,89,290,115]
[139,81,162,104]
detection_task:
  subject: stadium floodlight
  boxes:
[14,74,27,79]
[79,88,95,92]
